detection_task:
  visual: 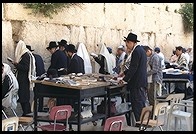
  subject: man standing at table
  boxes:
[119,33,147,121]
[26,45,45,111]
[143,45,163,114]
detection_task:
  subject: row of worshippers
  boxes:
[2,33,193,122]
[169,46,193,71]
[2,39,117,116]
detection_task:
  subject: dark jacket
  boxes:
[67,54,85,74]
[2,75,10,100]
[33,53,45,76]
[15,52,30,103]
[48,50,68,76]
[123,45,147,89]
[94,55,109,74]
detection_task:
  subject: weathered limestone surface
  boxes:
[2,3,193,71]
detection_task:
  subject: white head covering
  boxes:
[15,40,36,90]
[15,40,29,63]
[2,63,19,109]
[77,42,92,74]
[97,43,114,74]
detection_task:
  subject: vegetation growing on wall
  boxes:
[179,3,193,33]
[22,3,80,19]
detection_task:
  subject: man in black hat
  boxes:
[58,39,70,66]
[119,33,147,122]
[46,41,68,76]
[58,39,68,51]
[26,45,45,111]
[66,44,85,74]
[26,45,45,76]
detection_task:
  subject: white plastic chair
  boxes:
[148,102,168,131]
[2,117,19,131]
[166,102,193,131]
[156,93,185,113]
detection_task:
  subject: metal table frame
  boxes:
[33,80,109,131]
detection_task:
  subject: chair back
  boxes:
[139,105,153,131]
[103,115,125,131]
[154,102,168,117]
[153,102,168,126]
[2,117,19,131]
[166,93,184,104]
[49,105,72,121]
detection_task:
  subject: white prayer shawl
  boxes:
[124,44,139,70]
[110,53,117,74]
[15,40,36,91]
[98,43,114,74]
[2,63,19,109]
[77,43,92,74]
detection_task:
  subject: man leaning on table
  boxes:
[118,33,147,121]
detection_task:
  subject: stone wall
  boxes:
[2,3,193,71]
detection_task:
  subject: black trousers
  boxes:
[20,102,31,116]
[128,87,147,121]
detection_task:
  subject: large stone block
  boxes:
[2,21,15,65]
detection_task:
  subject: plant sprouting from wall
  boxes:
[21,3,80,19]
[179,3,193,33]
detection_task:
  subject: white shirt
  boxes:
[184,52,190,64]
[157,52,165,69]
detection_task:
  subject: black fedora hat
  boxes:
[66,44,77,53]
[58,39,68,47]
[124,33,140,42]
[46,41,58,50]
[26,45,34,51]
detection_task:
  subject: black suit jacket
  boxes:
[67,54,85,74]
[48,50,68,71]
[33,53,45,76]
[123,45,147,89]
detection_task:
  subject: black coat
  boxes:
[15,52,30,103]
[94,55,109,74]
[2,75,10,100]
[67,54,85,74]
[33,53,45,76]
[48,50,68,76]
[123,45,147,89]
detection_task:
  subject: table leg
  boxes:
[91,97,94,112]
[168,82,171,93]
[77,97,81,131]
[34,92,38,131]
[107,90,111,117]
[125,90,131,126]
[101,94,107,126]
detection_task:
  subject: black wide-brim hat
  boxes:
[58,39,68,47]
[26,45,34,51]
[66,44,77,53]
[124,33,140,42]
[46,41,58,50]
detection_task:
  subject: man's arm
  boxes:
[67,59,78,74]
